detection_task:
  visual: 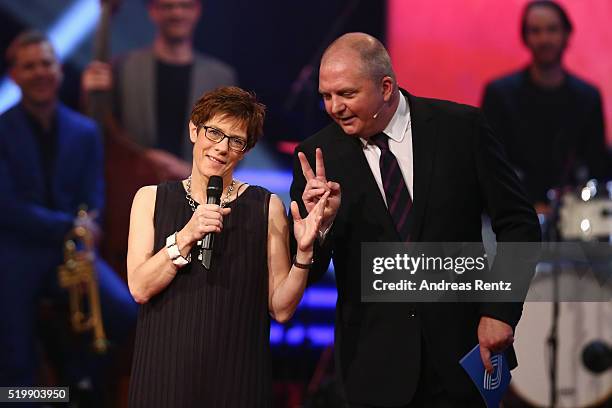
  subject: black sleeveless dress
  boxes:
[129,181,272,407]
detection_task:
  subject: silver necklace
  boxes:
[185,176,236,261]
[186,176,236,211]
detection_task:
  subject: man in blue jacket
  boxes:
[0,30,136,394]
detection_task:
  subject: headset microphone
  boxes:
[372,101,386,119]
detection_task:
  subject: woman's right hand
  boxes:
[177,204,231,248]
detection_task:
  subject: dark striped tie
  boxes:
[370,132,413,241]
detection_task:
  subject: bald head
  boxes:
[318,33,400,139]
[321,32,396,86]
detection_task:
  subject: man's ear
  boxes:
[382,76,395,102]
[189,121,198,143]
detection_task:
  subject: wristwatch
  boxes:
[166,232,191,267]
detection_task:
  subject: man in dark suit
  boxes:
[290,33,541,407]
[0,31,136,395]
[482,0,610,206]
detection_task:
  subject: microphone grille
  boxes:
[207,176,223,199]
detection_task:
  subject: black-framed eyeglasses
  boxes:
[200,125,248,152]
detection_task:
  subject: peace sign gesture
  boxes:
[298,148,341,229]
[291,191,329,252]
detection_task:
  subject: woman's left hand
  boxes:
[291,191,329,252]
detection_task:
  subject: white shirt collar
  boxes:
[360,93,410,147]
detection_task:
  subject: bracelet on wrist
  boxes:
[292,255,314,270]
[166,231,191,267]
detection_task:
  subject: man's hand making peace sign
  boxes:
[297,148,341,232]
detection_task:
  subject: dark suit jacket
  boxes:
[482,68,611,203]
[290,90,541,405]
[0,102,104,289]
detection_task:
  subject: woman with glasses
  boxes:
[126,86,327,407]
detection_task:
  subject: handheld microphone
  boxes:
[201,175,223,269]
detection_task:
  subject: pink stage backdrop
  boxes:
[388,0,612,143]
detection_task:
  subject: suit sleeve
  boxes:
[289,146,334,285]
[472,110,541,328]
[0,132,73,244]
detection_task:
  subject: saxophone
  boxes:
[57,209,108,353]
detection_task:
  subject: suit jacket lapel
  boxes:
[406,92,436,242]
[53,105,70,195]
[333,126,399,240]
[12,105,45,193]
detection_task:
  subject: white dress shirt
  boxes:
[360,93,413,206]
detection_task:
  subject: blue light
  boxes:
[47,0,100,60]
[285,325,306,344]
[270,323,283,343]
[300,288,337,308]
[306,325,335,345]
[0,80,21,115]
[270,323,335,346]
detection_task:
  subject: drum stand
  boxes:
[547,267,560,408]
[544,192,562,408]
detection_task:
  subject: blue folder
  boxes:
[459,344,512,408]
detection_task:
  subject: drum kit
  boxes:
[511,180,612,408]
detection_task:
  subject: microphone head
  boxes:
[206,176,223,200]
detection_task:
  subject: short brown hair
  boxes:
[190,86,266,150]
[5,30,52,68]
